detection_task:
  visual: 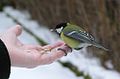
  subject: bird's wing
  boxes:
[63,30,95,44]
[63,30,109,51]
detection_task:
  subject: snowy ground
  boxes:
[0,6,120,79]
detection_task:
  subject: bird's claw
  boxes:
[64,44,73,53]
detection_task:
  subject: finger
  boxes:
[42,41,65,49]
[40,45,71,63]
[52,45,71,57]
[8,25,22,36]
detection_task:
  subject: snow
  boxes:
[0,6,120,79]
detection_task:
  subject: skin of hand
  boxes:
[0,25,71,68]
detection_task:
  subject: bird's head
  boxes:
[51,22,67,35]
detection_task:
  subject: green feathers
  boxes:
[61,32,80,48]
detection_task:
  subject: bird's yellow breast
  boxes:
[60,32,80,48]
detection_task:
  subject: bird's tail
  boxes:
[91,41,109,51]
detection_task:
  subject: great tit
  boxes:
[52,22,108,51]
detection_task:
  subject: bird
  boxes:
[52,22,108,51]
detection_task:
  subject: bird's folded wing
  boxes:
[63,30,94,44]
[63,31,109,51]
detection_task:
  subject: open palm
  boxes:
[0,25,70,68]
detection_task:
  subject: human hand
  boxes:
[0,25,71,68]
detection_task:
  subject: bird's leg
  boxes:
[57,44,73,56]
[64,44,73,52]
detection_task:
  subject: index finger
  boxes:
[40,45,71,64]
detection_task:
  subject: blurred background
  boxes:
[0,0,120,79]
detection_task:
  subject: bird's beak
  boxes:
[50,29,59,34]
[50,28,61,36]
[50,29,54,32]
[50,29,57,33]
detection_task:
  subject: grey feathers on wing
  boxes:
[64,30,109,51]
[64,30,95,44]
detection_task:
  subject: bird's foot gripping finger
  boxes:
[57,44,73,56]
[64,44,72,52]
[58,48,68,56]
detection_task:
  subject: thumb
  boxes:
[8,25,22,36]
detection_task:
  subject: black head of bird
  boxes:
[53,22,67,35]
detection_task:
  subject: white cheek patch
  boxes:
[56,27,63,33]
